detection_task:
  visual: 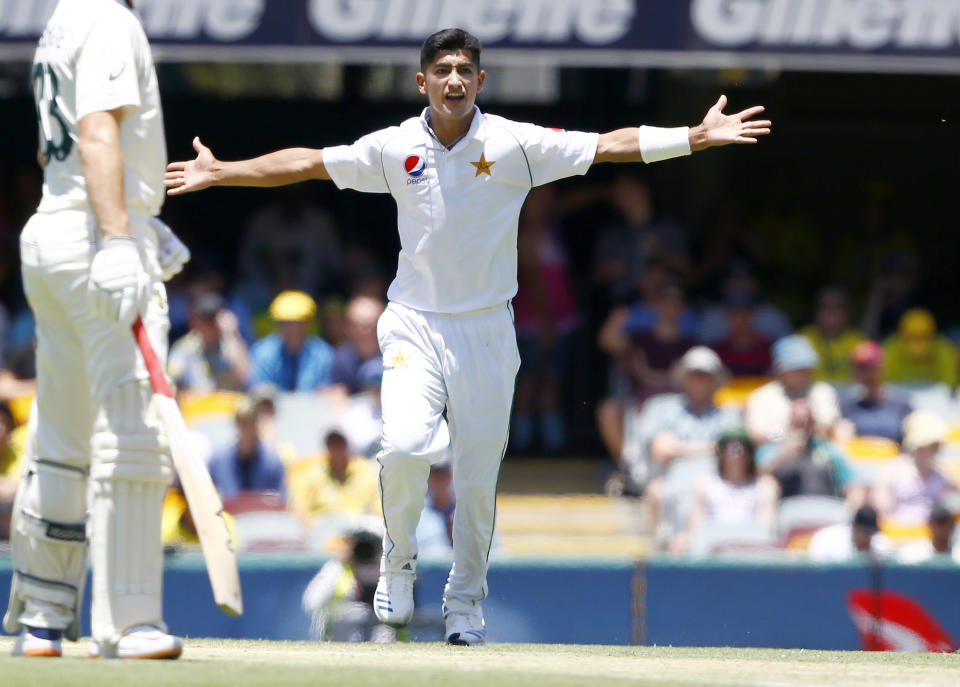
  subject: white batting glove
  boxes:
[87,236,151,327]
[149,216,191,281]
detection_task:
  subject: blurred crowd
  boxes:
[1,168,959,568]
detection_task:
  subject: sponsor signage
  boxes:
[2,0,959,73]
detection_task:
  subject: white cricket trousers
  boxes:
[7,208,172,643]
[376,301,520,613]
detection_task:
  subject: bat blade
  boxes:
[132,318,243,616]
[156,394,243,616]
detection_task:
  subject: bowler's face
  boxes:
[418,50,484,121]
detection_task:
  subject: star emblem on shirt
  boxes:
[389,351,409,368]
[470,152,496,177]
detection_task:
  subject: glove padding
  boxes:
[87,235,151,327]
[149,216,190,281]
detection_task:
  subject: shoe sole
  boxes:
[446,633,485,647]
[374,615,412,629]
[89,647,183,660]
[18,648,62,657]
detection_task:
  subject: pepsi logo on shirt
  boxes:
[405,155,425,176]
[404,155,429,185]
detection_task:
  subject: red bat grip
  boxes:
[132,316,174,398]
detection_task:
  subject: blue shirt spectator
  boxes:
[330,296,384,394]
[208,395,286,502]
[251,334,334,391]
[622,301,700,340]
[250,290,334,391]
[840,341,912,443]
[208,441,286,502]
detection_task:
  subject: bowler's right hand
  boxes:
[165,137,217,195]
[87,236,151,327]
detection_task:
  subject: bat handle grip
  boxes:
[132,316,174,399]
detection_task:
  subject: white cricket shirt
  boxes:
[322,106,599,314]
[32,0,166,217]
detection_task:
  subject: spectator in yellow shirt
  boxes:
[800,286,863,384]
[287,429,380,524]
[883,309,958,388]
[1,402,27,540]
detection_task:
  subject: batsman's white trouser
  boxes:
[3,209,173,645]
[376,302,519,615]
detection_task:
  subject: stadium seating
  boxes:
[840,436,900,481]
[777,495,849,550]
[232,510,308,552]
[713,376,771,409]
[688,522,779,558]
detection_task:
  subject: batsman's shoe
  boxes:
[445,607,486,646]
[374,558,416,627]
[88,625,183,659]
[11,628,63,657]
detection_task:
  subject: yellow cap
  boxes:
[900,308,936,338]
[899,308,936,359]
[269,290,317,322]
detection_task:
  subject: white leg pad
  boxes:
[3,459,89,640]
[89,478,168,645]
[89,379,172,645]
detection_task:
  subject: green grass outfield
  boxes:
[0,638,958,687]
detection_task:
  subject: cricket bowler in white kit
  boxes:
[165,28,770,645]
[4,0,189,658]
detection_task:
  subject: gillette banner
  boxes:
[2,0,960,73]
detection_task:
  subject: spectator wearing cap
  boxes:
[677,428,779,553]
[168,291,252,393]
[882,309,959,387]
[745,335,841,445]
[808,504,893,562]
[330,295,385,396]
[896,503,960,564]
[286,429,380,524]
[625,347,740,544]
[873,411,959,527]
[799,286,864,384]
[250,291,335,392]
[207,395,287,503]
[839,341,912,443]
[711,290,773,377]
[756,397,865,508]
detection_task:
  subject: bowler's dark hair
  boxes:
[420,28,482,70]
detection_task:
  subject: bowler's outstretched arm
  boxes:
[594,95,771,164]
[164,136,330,195]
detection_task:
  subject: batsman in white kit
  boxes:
[5,0,190,658]
[166,28,770,645]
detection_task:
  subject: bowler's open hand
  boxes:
[165,137,217,195]
[690,95,771,151]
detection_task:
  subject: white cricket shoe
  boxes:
[445,607,486,646]
[373,558,416,627]
[11,628,62,657]
[88,625,182,659]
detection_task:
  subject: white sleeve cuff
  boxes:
[637,126,691,164]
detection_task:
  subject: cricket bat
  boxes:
[132,317,243,616]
